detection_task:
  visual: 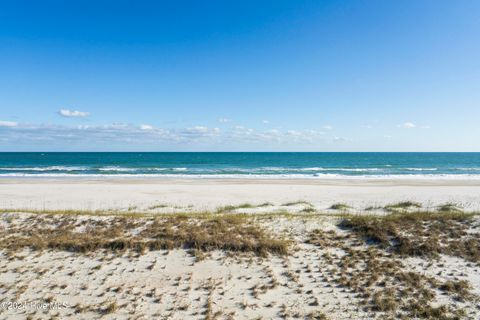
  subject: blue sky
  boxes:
[1,0,479,151]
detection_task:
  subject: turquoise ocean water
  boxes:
[0,152,480,178]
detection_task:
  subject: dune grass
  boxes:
[1,205,478,319]
[281,200,312,207]
[384,201,422,212]
[437,202,463,213]
[147,204,169,210]
[307,210,479,319]
[0,205,477,261]
[339,210,479,262]
[0,214,289,257]
[329,203,351,210]
[215,202,266,213]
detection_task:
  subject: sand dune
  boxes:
[0,178,479,319]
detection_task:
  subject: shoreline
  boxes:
[3,175,480,183]
[2,173,480,181]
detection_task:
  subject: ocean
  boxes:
[0,152,480,179]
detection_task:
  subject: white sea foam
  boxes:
[2,173,480,180]
[186,167,383,173]
[98,166,137,172]
[0,166,87,171]
[2,165,480,179]
[0,166,190,173]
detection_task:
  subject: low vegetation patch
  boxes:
[300,207,316,213]
[215,203,262,213]
[147,204,169,210]
[384,201,422,212]
[307,220,477,319]
[437,203,463,213]
[339,211,479,262]
[282,201,312,207]
[0,213,289,257]
[329,203,350,210]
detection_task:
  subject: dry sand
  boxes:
[0,178,479,319]
[0,177,480,212]
[0,212,479,320]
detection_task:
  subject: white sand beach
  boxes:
[1,177,480,212]
[0,178,479,319]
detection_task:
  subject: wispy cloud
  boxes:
[398,122,416,129]
[184,126,220,135]
[218,118,231,123]
[0,122,338,148]
[186,126,209,133]
[0,120,18,127]
[140,124,153,130]
[333,136,349,143]
[58,109,89,118]
[323,125,333,130]
[262,120,270,124]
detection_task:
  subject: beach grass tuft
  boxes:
[0,213,289,257]
[307,210,478,319]
[281,200,312,207]
[147,204,169,210]
[215,203,260,213]
[437,202,463,213]
[339,211,479,262]
[329,203,351,210]
[384,201,422,212]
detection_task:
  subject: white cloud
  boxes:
[182,126,221,139]
[0,121,18,128]
[383,135,392,139]
[0,122,335,148]
[186,126,209,133]
[333,136,348,142]
[58,109,89,118]
[262,120,269,124]
[398,122,416,129]
[305,129,325,135]
[140,124,153,130]
[286,130,301,136]
[323,125,333,130]
[106,123,128,129]
[218,118,231,123]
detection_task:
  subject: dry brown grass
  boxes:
[282,200,312,207]
[0,214,289,257]
[329,203,350,210]
[437,203,463,213]
[306,211,479,319]
[305,310,329,320]
[384,201,422,212]
[100,300,118,314]
[339,211,479,262]
[439,280,472,301]
[307,231,471,319]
